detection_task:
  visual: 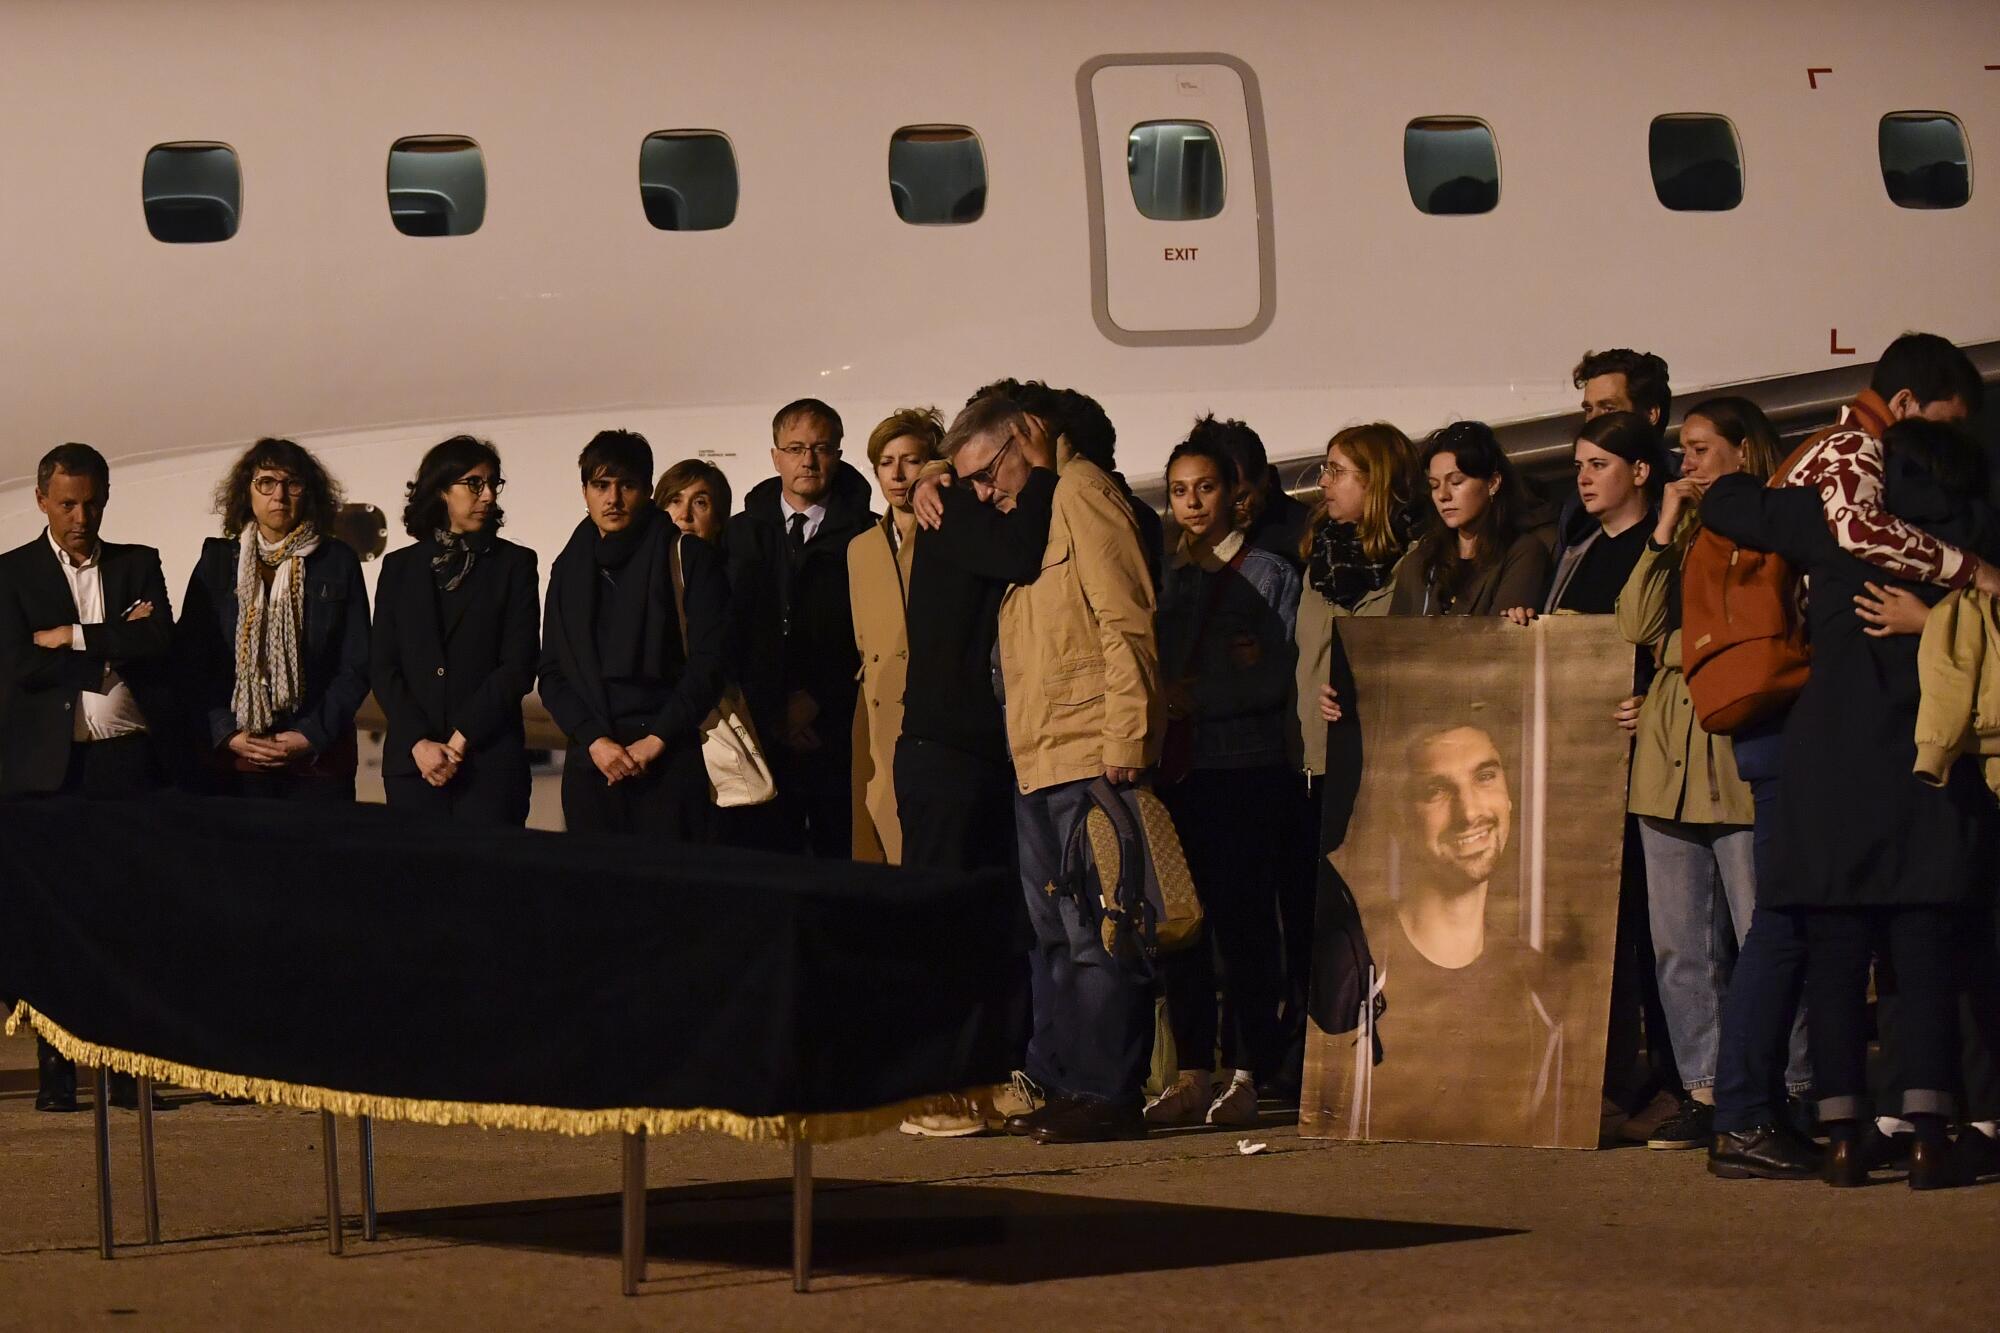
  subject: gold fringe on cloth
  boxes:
[7,1001,997,1144]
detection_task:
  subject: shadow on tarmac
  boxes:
[379,1177,1524,1284]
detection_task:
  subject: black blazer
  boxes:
[370,537,539,779]
[725,464,876,750]
[0,536,175,795]
[537,513,727,751]
[178,535,371,757]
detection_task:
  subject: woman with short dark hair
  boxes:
[178,437,370,800]
[370,435,541,825]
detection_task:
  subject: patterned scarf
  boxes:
[231,523,320,735]
[431,528,490,592]
[1307,505,1416,610]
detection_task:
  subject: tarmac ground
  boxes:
[2,1032,1996,1332]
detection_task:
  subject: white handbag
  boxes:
[669,535,777,808]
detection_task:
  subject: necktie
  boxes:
[787,511,809,560]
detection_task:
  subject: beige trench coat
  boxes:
[847,510,916,863]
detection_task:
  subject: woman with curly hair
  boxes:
[370,435,540,825]
[178,437,370,800]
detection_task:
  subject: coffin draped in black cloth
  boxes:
[0,793,1025,1139]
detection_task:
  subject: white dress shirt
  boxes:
[780,498,828,546]
[48,531,149,742]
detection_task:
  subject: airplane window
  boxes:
[1126,121,1224,221]
[889,126,986,224]
[1404,118,1499,215]
[1649,115,1743,211]
[331,503,387,562]
[387,136,486,236]
[640,131,739,231]
[1879,112,1970,209]
[143,143,241,243]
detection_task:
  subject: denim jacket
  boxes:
[1157,529,1301,770]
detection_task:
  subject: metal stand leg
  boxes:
[320,1110,343,1256]
[91,1067,114,1260]
[792,1139,813,1294]
[136,1075,160,1246]
[358,1115,378,1243]
[620,1130,646,1296]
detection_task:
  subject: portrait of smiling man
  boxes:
[1304,616,1639,1150]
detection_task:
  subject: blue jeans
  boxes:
[1639,817,1809,1093]
[1711,721,1814,1133]
[1017,778,1155,1105]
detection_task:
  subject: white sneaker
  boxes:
[1144,1071,1216,1126]
[1206,1072,1260,1128]
[899,1112,990,1138]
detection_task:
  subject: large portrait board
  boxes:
[1301,617,1634,1148]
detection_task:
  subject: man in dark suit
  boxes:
[0,443,175,1113]
[724,399,875,857]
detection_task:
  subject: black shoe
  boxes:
[1908,1135,1967,1191]
[108,1075,174,1113]
[1030,1098,1148,1145]
[1708,1124,1823,1180]
[1954,1128,2000,1181]
[35,1040,77,1112]
[1861,1124,1912,1171]
[1647,1098,1713,1150]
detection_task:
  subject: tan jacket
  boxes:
[1914,587,2000,796]
[846,511,915,863]
[1291,577,1393,776]
[1614,533,1754,825]
[1000,442,1161,792]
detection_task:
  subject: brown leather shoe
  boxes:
[1908,1136,1967,1191]
[1824,1136,1869,1187]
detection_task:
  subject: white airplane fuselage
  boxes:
[2,0,1996,596]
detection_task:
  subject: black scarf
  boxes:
[590,505,664,680]
[431,528,495,592]
[593,504,657,572]
[1307,505,1417,610]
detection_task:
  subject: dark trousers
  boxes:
[1603,814,1682,1108]
[1017,777,1154,1105]
[384,753,531,827]
[40,734,164,1097]
[561,742,711,842]
[1798,905,1957,1122]
[893,736,1015,873]
[764,745,853,858]
[1712,723,1811,1132]
[230,770,356,802]
[1273,772,1320,1092]
[1959,894,2000,1122]
[1161,766,1289,1082]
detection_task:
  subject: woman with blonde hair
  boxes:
[1295,423,1420,771]
[847,406,944,863]
[1281,423,1421,1093]
[1613,397,1811,1166]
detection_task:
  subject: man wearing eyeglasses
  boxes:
[0,443,177,1113]
[723,399,876,857]
[924,390,1163,1144]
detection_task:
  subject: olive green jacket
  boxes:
[1614,533,1755,826]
